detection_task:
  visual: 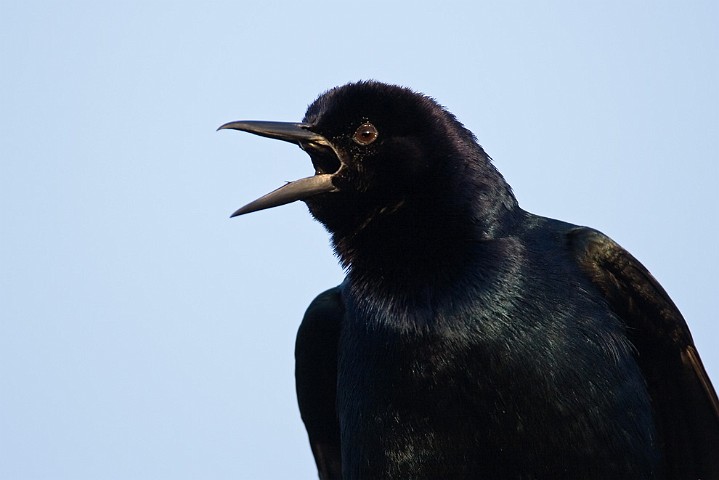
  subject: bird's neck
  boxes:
[331,172,521,285]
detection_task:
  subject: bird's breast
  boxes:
[335,255,659,479]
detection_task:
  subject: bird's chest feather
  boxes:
[336,250,658,479]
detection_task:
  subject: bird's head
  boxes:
[220,81,517,261]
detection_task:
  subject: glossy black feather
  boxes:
[569,228,719,478]
[295,287,343,480]
[227,81,718,479]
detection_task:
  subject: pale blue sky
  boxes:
[1,1,717,479]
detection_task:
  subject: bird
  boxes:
[219,81,719,479]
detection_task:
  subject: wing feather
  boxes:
[569,227,719,479]
[295,286,344,480]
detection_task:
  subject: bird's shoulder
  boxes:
[566,227,696,350]
[566,226,719,478]
[298,286,344,336]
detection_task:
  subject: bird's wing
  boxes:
[295,286,344,480]
[569,227,719,479]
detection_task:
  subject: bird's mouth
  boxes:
[308,148,342,176]
[218,121,343,217]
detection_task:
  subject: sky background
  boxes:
[1,1,717,479]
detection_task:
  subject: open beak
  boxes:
[218,121,341,217]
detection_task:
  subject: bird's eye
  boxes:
[352,122,379,146]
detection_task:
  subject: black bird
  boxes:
[220,81,719,479]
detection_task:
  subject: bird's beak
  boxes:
[218,121,341,217]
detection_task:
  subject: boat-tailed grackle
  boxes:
[220,81,719,479]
